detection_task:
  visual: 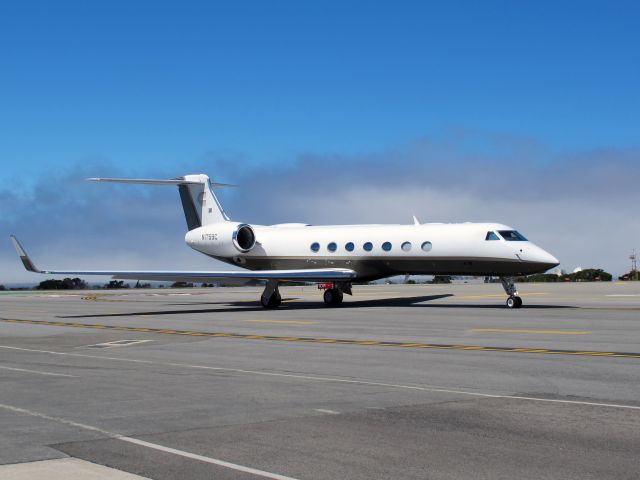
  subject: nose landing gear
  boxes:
[505,295,523,309]
[500,277,523,309]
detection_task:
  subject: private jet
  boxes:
[11,174,559,309]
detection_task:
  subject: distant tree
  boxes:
[134,281,152,289]
[0,285,6,291]
[36,277,88,290]
[517,269,612,283]
[171,282,194,288]
[618,271,639,281]
[520,273,560,283]
[566,268,612,282]
[104,280,129,289]
[432,275,452,284]
[406,279,416,284]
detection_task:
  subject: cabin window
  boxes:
[421,241,432,252]
[498,230,528,241]
[310,242,320,252]
[401,241,412,252]
[485,231,500,241]
[363,242,373,252]
[382,242,392,252]
[345,242,355,252]
[327,242,337,252]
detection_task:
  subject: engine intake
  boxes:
[233,224,256,252]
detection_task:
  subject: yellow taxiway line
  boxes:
[1,317,638,360]
[472,328,592,335]
[244,320,317,325]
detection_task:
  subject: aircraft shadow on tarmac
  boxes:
[57,294,573,319]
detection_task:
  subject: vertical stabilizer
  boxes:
[177,174,231,228]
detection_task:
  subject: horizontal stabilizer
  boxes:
[88,177,237,188]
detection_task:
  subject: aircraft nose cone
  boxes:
[536,249,560,270]
[517,244,559,271]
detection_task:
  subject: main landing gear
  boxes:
[258,280,353,309]
[260,279,281,309]
[323,288,343,306]
[319,282,352,307]
[500,277,523,309]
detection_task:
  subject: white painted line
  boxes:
[0,402,300,480]
[0,402,114,435]
[606,294,640,297]
[84,339,154,349]
[1,345,640,411]
[314,409,340,415]
[0,365,77,377]
[119,437,299,480]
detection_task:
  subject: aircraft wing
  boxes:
[10,235,356,283]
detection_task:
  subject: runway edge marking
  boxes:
[2,317,640,360]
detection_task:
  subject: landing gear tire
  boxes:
[506,296,522,309]
[261,294,281,309]
[260,279,281,309]
[323,288,343,306]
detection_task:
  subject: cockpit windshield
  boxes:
[498,230,528,241]
[485,231,500,240]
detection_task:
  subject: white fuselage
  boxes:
[185,222,559,281]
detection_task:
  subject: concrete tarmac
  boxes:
[1,282,639,479]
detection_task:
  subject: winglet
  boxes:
[9,235,42,273]
[412,215,420,225]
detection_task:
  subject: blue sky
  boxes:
[1,1,639,282]
[1,1,638,182]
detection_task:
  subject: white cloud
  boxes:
[1,132,638,284]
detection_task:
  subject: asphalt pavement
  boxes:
[1,282,639,479]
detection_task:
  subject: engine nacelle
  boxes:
[232,223,256,252]
[185,222,256,257]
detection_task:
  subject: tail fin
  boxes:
[88,174,233,230]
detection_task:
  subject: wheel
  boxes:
[506,296,522,309]
[333,289,343,305]
[323,288,343,306]
[323,289,334,305]
[261,293,281,309]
